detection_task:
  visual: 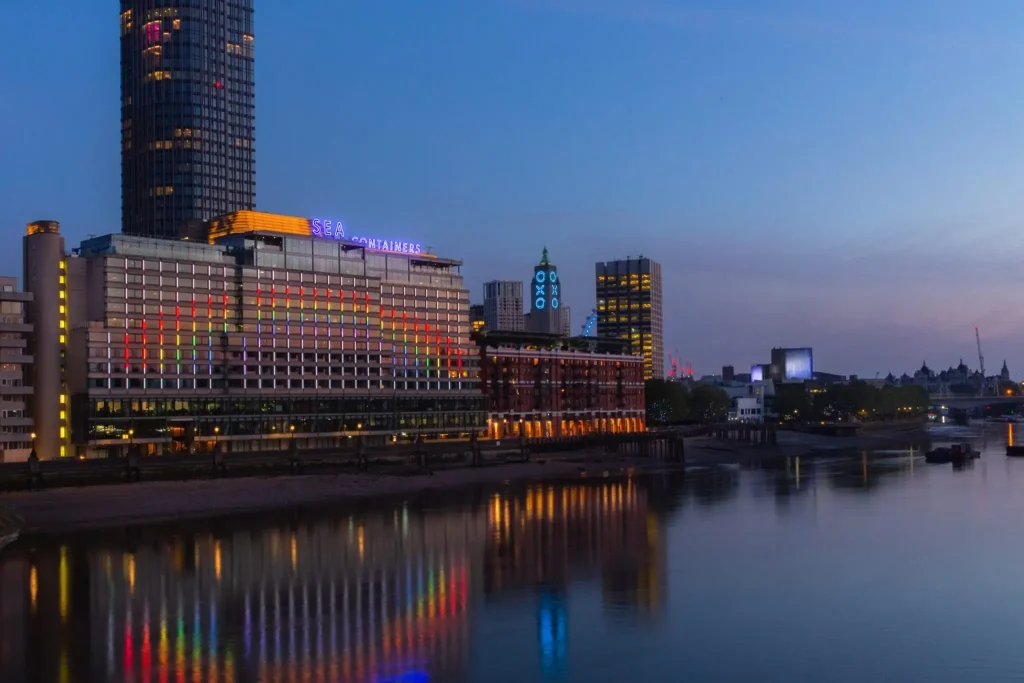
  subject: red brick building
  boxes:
[475,331,645,438]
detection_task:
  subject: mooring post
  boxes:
[355,435,366,471]
[470,431,481,467]
[212,441,225,477]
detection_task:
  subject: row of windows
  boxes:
[89,340,475,358]
[89,363,472,380]
[85,412,486,442]
[104,298,468,316]
[90,395,482,417]
[126,150,251,167]
[104,263,464,297]
[86,377,475,392]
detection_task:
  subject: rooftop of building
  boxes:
[473,330,634,356]
[26,220,61,236]
[205,209,455,261]
[71,218,463,272]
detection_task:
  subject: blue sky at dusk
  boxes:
[4,0,1024,377]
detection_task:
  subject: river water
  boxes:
[2,423,1024,682]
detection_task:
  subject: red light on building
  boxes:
[214,80,223,89]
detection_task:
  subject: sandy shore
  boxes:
[0,454,680,536]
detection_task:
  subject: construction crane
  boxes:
[975,326,987,397]
[580,309,599,337]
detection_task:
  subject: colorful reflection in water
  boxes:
[0,476,678,683]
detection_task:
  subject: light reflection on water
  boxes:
[0,478,678,683]
[4,423,1024,682]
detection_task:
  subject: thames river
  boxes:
[2,423,1024,682]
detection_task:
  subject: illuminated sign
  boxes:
[534,268,559,311]
[310,218,423,255]
[309,218,345,238]
[784,348,813,381]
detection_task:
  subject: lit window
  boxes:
[59,320,65,329]
[60,394,66,404]
[59,335,65,344]
[59,305,65,314]
[60,427,66,439]
[143,20,161,44]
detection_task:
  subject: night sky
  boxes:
[3,0,1024,377]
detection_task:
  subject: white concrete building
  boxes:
[483,280,524,332]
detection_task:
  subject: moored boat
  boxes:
[927,443,980,464]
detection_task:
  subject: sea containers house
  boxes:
[58,211,485,458]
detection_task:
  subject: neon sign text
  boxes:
[309,218,345,238]
[309,218,423,254]
[534,269,559,311]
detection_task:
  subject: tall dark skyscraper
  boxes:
[120,0,256,240]
[595,257,664,380]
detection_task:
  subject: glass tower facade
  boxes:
[595,257,664,380]
[120,0,256,240]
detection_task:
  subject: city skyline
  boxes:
[5,0,1024,375]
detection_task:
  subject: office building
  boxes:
[470,304,486,332]
[482,280,524,332]
[559,306,572,337]
[527,248,562,335]
[476,331,645,439]
[23,221,70,460]
[595,257,664,380]
[0,278,34,462]
[120,0,256,239]
[28,211,483,458]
